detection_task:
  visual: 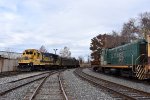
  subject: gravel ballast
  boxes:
[0,80,42,100]
[62,69,114,100]
[83,68,150,93]
[34,73,63,100]
[0,71,49,84]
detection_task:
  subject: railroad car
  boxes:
[18,49,79,71]
[95,35,150,80]
[60,57,80,68]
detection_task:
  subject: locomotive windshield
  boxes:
[25,51,33,55]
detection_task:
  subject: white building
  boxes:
[0,51,21,59]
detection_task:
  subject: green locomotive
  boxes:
[102,39,147,65]
[98,37,150,80]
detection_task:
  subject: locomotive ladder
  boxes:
[135,65,147,80]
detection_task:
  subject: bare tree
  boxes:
[39,45,48,53]
[139,12,150,38]
[59,46,71,58]
[121,18,139,42]
[78,56,84,64]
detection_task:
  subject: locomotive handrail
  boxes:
[133,54,146,73]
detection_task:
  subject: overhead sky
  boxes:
[0,0,149,59]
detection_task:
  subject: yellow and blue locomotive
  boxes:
[18,49,79,71]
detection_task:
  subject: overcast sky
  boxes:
[0,0,149,58]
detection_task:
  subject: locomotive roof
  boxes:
[42,52,58,57]
[109,39,147,51]
[24,49,39,52]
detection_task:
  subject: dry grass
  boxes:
[80,63,91,67]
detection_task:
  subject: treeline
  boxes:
[90,12,150,63]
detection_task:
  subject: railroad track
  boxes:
[0,71,52,85]
[0,71,26,78]
[74,68,150,100]
[91,68,150,86]
[23,71,68,100]
[0,71,56,97]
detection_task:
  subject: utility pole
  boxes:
[53,49,58,54]
[88,55,90,64]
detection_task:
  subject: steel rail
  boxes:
[74,68,150,100]
[27,74,49,100]
[23,70,65,100]
[0,76,46,96]
[58,73,68,100]
[0,71,51,85]
[0,72,52,96]
[0,71,24,78]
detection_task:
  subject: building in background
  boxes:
[0,51,21,72]
[0,51,21,59]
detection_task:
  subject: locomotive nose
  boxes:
[24,56,29,60]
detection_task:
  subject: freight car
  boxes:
[18,49,79,71]
[60,57,80,68]
[95,35,150,80]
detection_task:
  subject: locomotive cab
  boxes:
[18,49,41,71]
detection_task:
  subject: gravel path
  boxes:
[83,68,150,93]
[0,71,49,84]
[62,69,114,100]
